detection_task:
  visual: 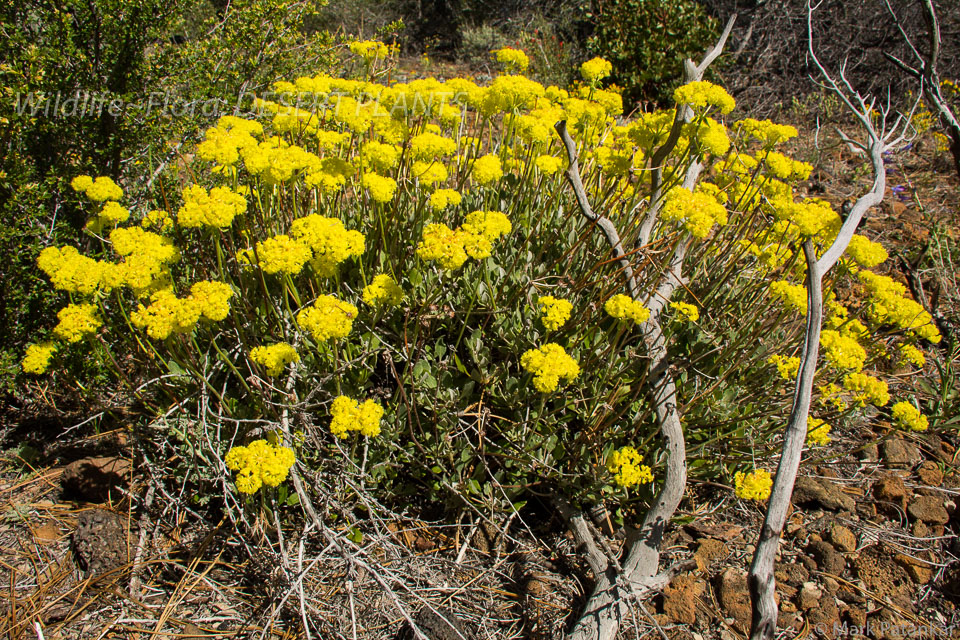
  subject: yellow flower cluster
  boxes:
[329,395,384,438]
[411,132,457,160]
[350,40,394,63]
[360,141,401,173]
[734,468,772,501]
[492,47,529,73]
[362,274,404,306]
[142,208,173,232]
[604,294,651,325]
[819,330,867,371]
[535,155,563,175]
[607,446,654,487]
[858,271,941,343]
[771,198,840,239]
[669,301,699,322]
[581,57,613,83]
[898,343,925,368]
[736,118,798,146]
[130,290,198,339]
[661,187,728,239]
[844,234,888,268]
[22,342,57,374]
[768,354,800,380]
[71,175,123,201]
[770,280,807,316]
[471,154,503,185]
[520,343,580,393]
[225,440,296,494]
[891,401,928,432]
[86,201,131,232]
[760,151,812,181]
[418,223,469,270]
[843,372,890,407]
[177,185,247,229]
[297,294,358,342]
[362,173,398,203]
[250,343,300,376]
[38,246,105,295]
[428,188,462,212]
[289,214,365,276]
[251,234,313,275]
[412,160,449,185]
[806,417,832,446]
[673,81,735,114]
[417,211,511,270]
[197,116,263,166]
[53,303,101,343]
[537,296,572,331]
[131,281,233,339]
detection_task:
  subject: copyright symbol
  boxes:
[814,623,827,635]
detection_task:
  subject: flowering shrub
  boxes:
[24,43,940,515]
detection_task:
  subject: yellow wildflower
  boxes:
[362,274,404,306]
[53,303,101,343]
[250,343,300,376]
[767,354,800,380]
[520,343,580,393]
[734,469,772,501]
[225,440,296,494]
[22,343,57,374]
[604,294,650,325]
[329,395,384,438]
[891,401,928,432]
[471,155,503,185]
[297,295,358,342]
[580,57,613,83]
[670,301,699,322]
[537,296,573,331]
[607,446,654,487]
[806,417,832,446]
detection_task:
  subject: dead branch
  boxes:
[747,5,913,638]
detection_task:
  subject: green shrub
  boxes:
[22,47,941,525]
[584,0,720,106]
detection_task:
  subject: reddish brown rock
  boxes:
[662,574,703,624]
[908,495,949,524]
[799,582,822,609]
[775,562,810,586]
[829,524,857,553]
[807,540,846,575]
[793,477,855,512]
[895,553,934,584]
[60,456,131,503]
[715,567,751,633]
[807,597,840,638]
[916,461,943,486]
[881,439,921,468]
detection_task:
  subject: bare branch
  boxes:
[556,120,640,300]
[749,241,823,640]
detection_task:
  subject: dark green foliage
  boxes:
[584,0,720,107]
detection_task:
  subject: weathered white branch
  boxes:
[748,240,822,640]
[556,120,640,300]
[883,0,960,177]
[639,14,737,248]
[555,19,739,640]
[748,6,912,638]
